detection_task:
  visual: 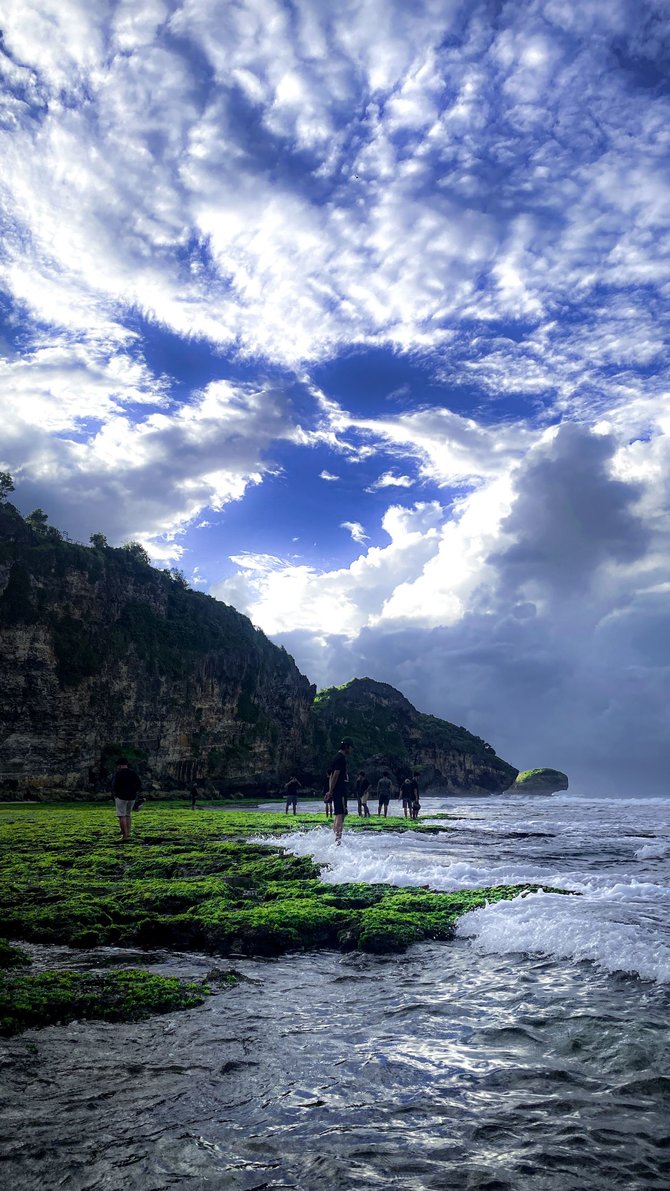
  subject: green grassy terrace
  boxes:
[0,803,540,1034]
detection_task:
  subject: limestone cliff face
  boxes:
[307,678,517,793]
[0,504,314,795]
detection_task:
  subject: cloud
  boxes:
[492,423,649,598]
[319,470,340,481]
[366,470,414,491]
[5,377,302,559]
[341,520,368,544]
[213,501,444,636]
[2,0,670,374]
[229,423,670,793]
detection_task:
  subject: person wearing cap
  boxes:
[325,737,353,844]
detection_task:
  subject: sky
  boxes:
[1,0,670,794]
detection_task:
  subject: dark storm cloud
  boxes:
[493,424,648,596]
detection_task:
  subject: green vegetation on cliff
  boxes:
[0,500,298,688]
[0,498,313,792]
[311,678,517,791]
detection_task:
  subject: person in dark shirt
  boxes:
[400,777,413,819]
[190,783,199,810]
[325,738,353,844]
[355,771,370,816]
[284,776,300,814]
[111,758,142,842]
[376,771,393,817]
[410,773,420,820]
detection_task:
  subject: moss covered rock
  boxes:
[0,969,213,1036]
[0,804,545,963]
[514,768,569,794]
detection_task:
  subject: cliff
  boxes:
[307,678,517,793]
[0,502,314,795]
[0,500,518,798]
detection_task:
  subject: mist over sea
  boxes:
[2,793,669,1189]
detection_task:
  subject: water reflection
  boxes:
[1,940,669,1190]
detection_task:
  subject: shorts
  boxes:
[286,796,297,806]
[332,794,346,816]
[114,798,135,817]
[378,794,390,805]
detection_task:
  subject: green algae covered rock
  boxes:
[0,969,213,1036]
[514,768,569,794]
[0,939,31,969]
[0,804,544,964]
[0,802,561,1034]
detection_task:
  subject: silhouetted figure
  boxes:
[111,758,142,842]
[400,776,413,819]
[325,738,353,844]
[410,772,420,820]
[190,783,199,810]
[377,770,393,818]
[284,776,300,814]
[355,770,370,817]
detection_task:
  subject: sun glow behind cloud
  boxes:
[1,0,670,791]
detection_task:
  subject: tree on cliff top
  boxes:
[0,472,14,502]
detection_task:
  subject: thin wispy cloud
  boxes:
[341,520,369,545]
[366,471,414,492]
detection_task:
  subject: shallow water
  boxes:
[2,794,670,1190]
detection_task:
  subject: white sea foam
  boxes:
[455,893,670,984]
[256,793,670,983]
[635,841,670,860]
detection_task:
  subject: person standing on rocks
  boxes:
[284,775,300,814]
[410,772,421,820]
[325,738,353,844]
[377,770,393,817]
[111,758,142,842]
[355,771,370,816]
[190,782,199,810]
[400,776,413,819]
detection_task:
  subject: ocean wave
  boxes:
[456,892,670,984]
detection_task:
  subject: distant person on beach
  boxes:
[410,773,420,820]
[284,776,300,814]
[111,758,142,842]
[325,738,353,844]
[377,770,393,817]
[400,777,413,819]
[355,771,370,817]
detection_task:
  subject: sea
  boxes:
[1,793,669,1190]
